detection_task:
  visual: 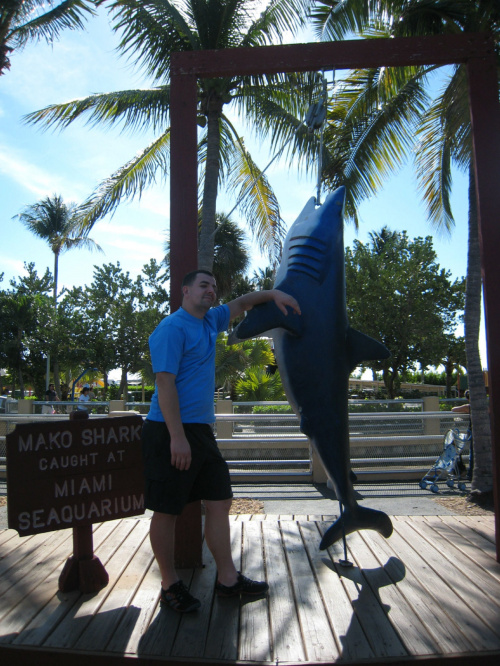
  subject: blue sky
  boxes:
[0,8,486,368]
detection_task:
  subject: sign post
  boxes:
[6,413,144,593]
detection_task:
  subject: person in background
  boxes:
[78,386,91,412]
[42,383,60,414]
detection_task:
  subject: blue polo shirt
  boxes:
[147,305,230,423]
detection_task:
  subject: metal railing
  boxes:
[1,399,471,482]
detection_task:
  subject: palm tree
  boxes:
[15,194,102,304]
[14,193,102,390]
[0,0,95,75]
[25,0,323,269]
[163,211,251,300]
[310,0,498,496]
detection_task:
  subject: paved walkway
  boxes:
[0,480,476,531]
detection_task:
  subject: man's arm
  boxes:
[226,289,301,322]
[156,372,192,471]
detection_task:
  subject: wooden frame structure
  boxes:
[169,33,500,564]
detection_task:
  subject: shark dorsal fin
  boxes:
[346,327,391,372]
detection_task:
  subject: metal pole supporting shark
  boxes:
[228,186,393,550]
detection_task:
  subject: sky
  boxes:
[0,8,487,370]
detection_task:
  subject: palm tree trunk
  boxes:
[53,251,61,395]
[466,165,492,494]
[198,96,223,270]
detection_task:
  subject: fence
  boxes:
[1,397,471,482]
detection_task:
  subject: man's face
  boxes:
[183,273,217,312]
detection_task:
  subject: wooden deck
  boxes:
[0,513,499,665]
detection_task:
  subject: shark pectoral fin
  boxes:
[346,327,391,372]
[228,302,303,344]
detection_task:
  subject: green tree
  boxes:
[235,365,285,401]
[14,194,102,392]
[345,229,464,399]
[311,0,497,494]
[215,334,275,399]
[0,264,54,397]
[26,0,322,269]
[0,0,95,75]
[14,194,102,305]
[67,260,169,397]
[164,212,251,301]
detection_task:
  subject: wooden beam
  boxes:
[467,54,500,562]
[171,32,495,78]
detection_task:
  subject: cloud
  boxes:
[0,144,86,200]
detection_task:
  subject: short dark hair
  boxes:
[181,270,215,288]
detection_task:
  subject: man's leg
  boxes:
[204,498,238,586]
[149,511,178,589]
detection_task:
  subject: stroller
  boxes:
[420,425,471,493]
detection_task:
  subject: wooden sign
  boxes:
[7,415,145,537]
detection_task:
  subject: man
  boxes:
[142,270,301,612]
[42,383,60,414]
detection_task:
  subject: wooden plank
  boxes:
[0,528,72,602]
[316,522,406,659]
[361,525,474,653]
[419,517,500,599]
[466,515,497,541]
[419,516,500,583]
[105,550,160,655]
[395,519,500,650]
[131,571,187,657]
[405,517,500,636]
[238,520,271,662]
[445,516,496,548]
[0,532,81,639]
[73,519,152,651]
[347,530,440,655]
[10,521,123,647]
[261,520,306,662]
[170,538,217,659]
[204,520,242,661]
[0,528,28,548]
[0,529,70,584]
[280,519,339,662]
[43,519,143,649]
[300,521,374,662]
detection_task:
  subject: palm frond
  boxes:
[106,0,198,82]
[7,0,95,48]
[76,131,170,231]
[225,134,285,262]
[24,87,171,134]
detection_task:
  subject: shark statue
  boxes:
[228,186,393,549]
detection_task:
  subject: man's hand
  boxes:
[170,433,192,471]
[272,289,301,316]
[227,288,301,321]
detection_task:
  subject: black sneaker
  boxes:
[160,580,201,613]
[215,573,269,597]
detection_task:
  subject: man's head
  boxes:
[181,270,217,317]
[48,384,55,390]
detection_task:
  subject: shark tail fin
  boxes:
[347,327,391,373]
[228,301,303,344]
[319,505,393,551]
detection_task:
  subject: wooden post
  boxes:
[467,53,500,562]
[58,411,109,593]
[170,66,203,568]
